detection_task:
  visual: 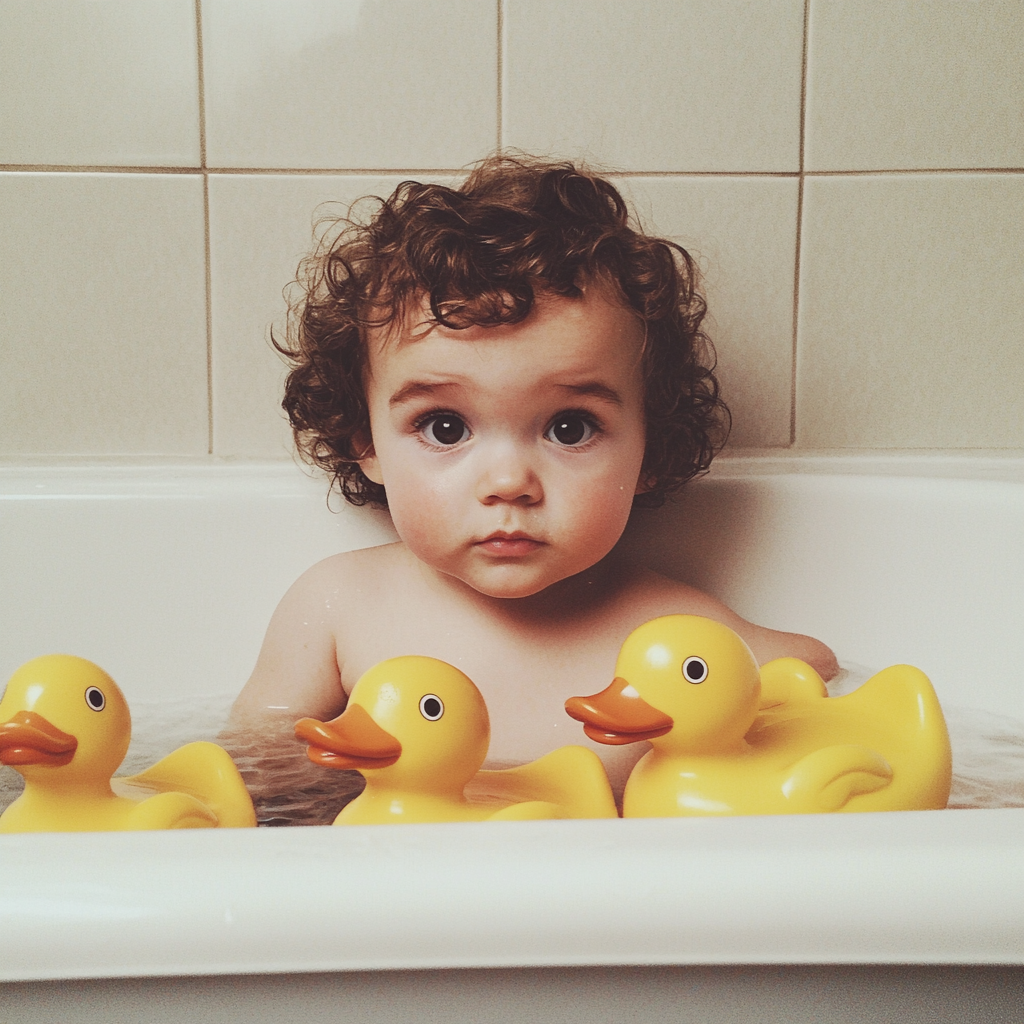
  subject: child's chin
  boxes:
[458,568,556,601]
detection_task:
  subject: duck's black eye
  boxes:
[85,685,106,711]
[682,657,708,684]
[419,694,444,721]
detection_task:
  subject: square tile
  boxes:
[797,175,1024,447]
[202,0,497,169]
[0,0,200,166]
[615,177,799,446]
[209,173,456,456]
[503,0,804,172]
[0,174,208,454]
[805,0,1024,171]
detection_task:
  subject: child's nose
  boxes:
[475,443,543,506]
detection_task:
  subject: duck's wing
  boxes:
[125,791,219,830]
[474,745,617,819]
[119,741,256,828]
[781,744,893,812]
[757,658,827,712]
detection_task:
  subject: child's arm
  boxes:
[648,574,840,682]
[230,561,348,722]
[739,621,839,681]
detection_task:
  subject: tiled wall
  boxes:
[1,0,1021,458]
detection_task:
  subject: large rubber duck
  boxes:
[295,656,617,824]
[0,654,256,832]
[564,615,951,817]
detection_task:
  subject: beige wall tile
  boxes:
[503,0,804,172]
[0,174,208,454]
[615,177,799,446]
[797,175,1024,448]
[212,171,799,456]
[0,0,200,167]
[202,0,497,169]
[209,174,455,456]
[806,0,1024,171]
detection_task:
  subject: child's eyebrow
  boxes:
[388,379,624,408]
[555,382,624,406]
[388,381,458,407]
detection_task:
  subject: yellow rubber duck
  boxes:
[564,615,952,817]
[295,656,617,824]
[0,655,256,832]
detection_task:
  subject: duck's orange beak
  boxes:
[295,704,402,770]
[565,677,674,745]
[0,710,78,766]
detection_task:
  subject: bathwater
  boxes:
[2,666,1023,824]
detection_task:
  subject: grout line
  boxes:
[2,164,1021,177]
[0,165,204,174]
[195,0,208,169]
[791,0,811,447]
[195,0,213,455]
[496,0,503,152]
[202,175,214,455]
[612,170,800,179]
[199,167,471,176]
[802,167,1024,176]
[798,0,809,176]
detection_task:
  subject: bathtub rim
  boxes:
[2,808,1023,983]
[2,450,1024,493]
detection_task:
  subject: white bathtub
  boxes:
[1,456,1023,1022]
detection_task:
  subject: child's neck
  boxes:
[415,546,634,628]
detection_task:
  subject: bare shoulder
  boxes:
[291,540,406,590]
[624,567,840,681]
[231,542,407,720]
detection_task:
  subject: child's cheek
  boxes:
[385,467,463,563]
[569,472,636,558]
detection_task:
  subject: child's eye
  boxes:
[419,413,470,447]
[545,413,597,448]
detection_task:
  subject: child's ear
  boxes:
[634,473,655,496]
[358,447,384,485]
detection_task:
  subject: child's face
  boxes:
[359,283,647,600]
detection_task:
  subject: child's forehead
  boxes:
[367,281,642,359]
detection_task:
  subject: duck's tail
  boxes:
[474,746,618,819]
[848,665,952,810]
[120,741,257,827]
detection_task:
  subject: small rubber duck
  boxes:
[0,654,256,832]
[564,615,952,817]
[295,655,617,824]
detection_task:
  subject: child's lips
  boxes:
[475,532,545,556]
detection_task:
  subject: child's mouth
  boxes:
[475,533,545,556]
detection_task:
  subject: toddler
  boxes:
[232,155,837,794]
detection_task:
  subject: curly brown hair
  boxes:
[276,154,729,508]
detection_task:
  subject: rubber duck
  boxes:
[0,654,256,832]
[564,615,951,817]
[295,655,617,824]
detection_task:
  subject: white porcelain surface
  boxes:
[0,0,200,167]
[806,0,1024,171]
[0,175,208,454]
[616,177,799,446]
[1,811,1022,981]
[796,175,1024,449]
[209,173,455,456]
[202,0,497,169]
[503,0,804,171]
[0,458,1022,981]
